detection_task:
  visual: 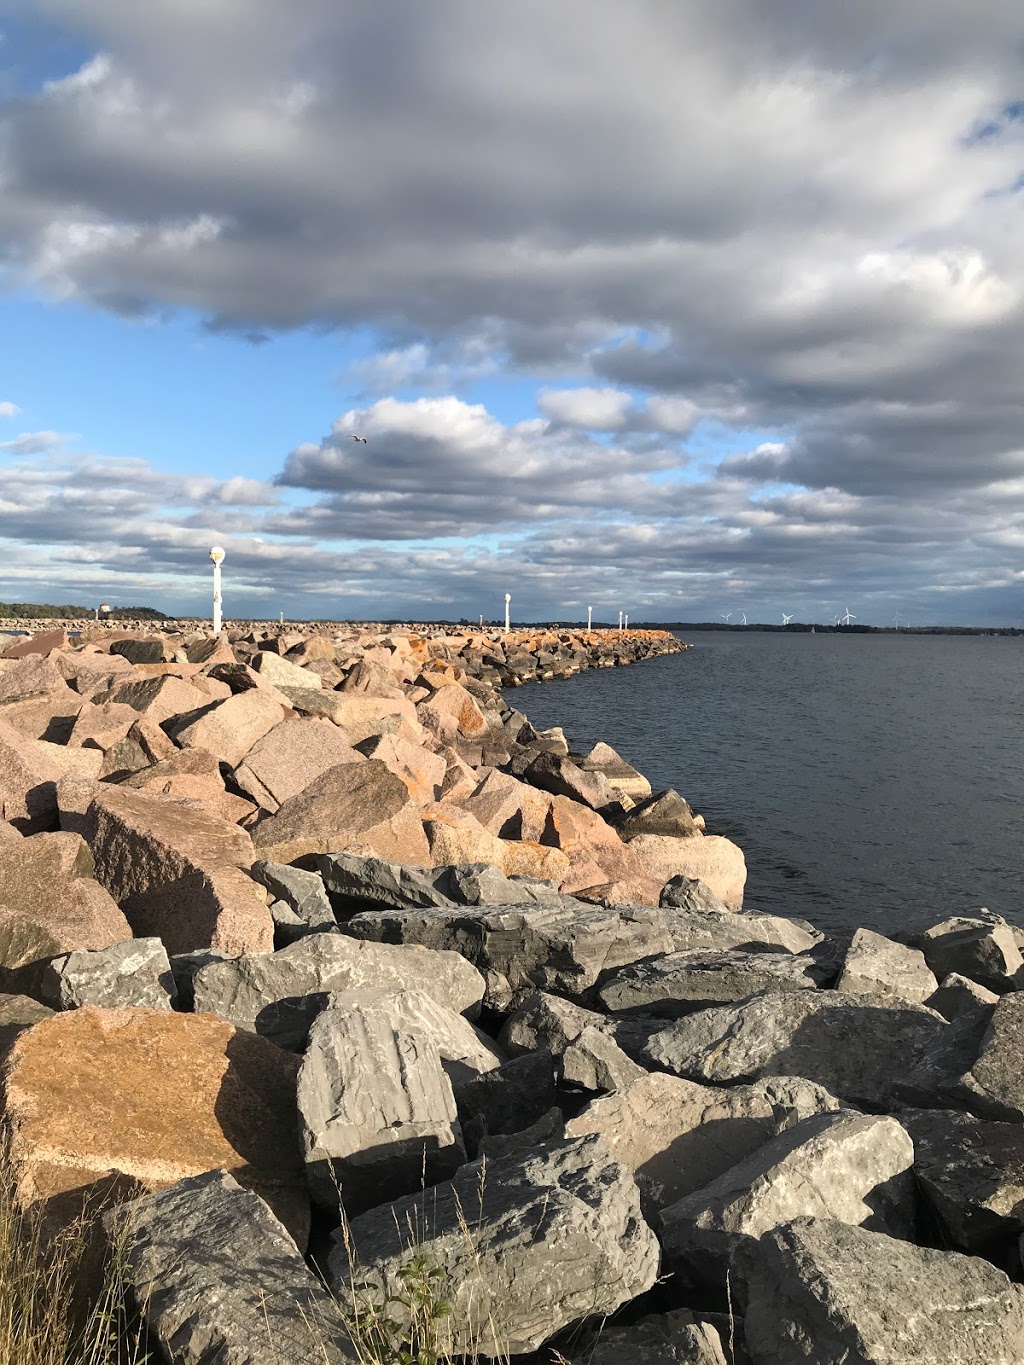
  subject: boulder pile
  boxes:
[0,622,1022,1363]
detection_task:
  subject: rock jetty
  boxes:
[0,620,1022,1364]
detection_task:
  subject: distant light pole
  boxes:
[209,546,226,633]
[504,593,511,634]
[618,610,623,630]
[624,614,629,629]
[587,605,592,632]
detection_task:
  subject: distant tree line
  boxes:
[0,602,167,620]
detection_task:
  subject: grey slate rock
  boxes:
[900,1107,1024,1257]
[659,875,729,912]
[249,860,334,928]
[644,990,946,1110]
[0,993,53,1051]
[191,931,485,1030]
[343,900,673,1003]
[894,1005,993,1109]
[435,862,563,906]
[952,992,1024,1121]
[521,750,612,809]
[298,1005,465,1213]
[499,990,611,1057]
[597,948,826,1018]
[617,789,700,840]
[737,1216,1024,1365]
[833,927,938,1004]
[478,1106,564,1161]
[576,1310,731,1364]
[109,1169,354,1365]
[453,1050,559,1152]
[925,972,999,1021]
[314,852,455,914]
[659,1111,916,1287]
[169,949,233,1011]
[661,906,822,955]
[566,1072,843,1221]
[330,1135,661,1356]
[39,937,176,1011]
[560,1024,647,1092]
[918,915,1023,993]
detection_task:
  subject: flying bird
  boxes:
[349,434,368,444]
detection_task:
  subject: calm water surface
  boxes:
[519,631,1024,937]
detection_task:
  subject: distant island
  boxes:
[642,621,1024,636]
[0,602,167,621]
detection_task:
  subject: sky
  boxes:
[2,3,1024,625]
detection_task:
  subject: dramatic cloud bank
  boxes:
[2,1,1024,620]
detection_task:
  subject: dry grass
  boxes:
[0,1152,149,1365]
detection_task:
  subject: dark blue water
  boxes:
[518,631,1024,937]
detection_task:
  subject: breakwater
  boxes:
[0,622,1022,1363]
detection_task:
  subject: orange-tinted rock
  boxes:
[104,674,212,727]
[234,718,363,813]
[284,635,338,663]
[501,841,572,884]
[437,747,480,804]
[359,733,445,805]
[168,690,287,769]
[0,719,101,832]
[120,749,255,825]
[424,809,508,869]
[0,832,131,984]
[184,635,237,667]
[98,717,178,780]
[1,1007,307,1244]
[628,832,747,909]
[326,695,422,746]
[2,629,69,659]
[462,769,551,842]
[0,819,19,845]
[77,783,272,955]
[68,701,139,750]
[251,760,429,866]
[0,655,69,705]
[252,651,323,691]
[542,794,649,895]
[0,693,83,743]
[56,650,134,700]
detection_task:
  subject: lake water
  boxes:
[518,631,1024,938]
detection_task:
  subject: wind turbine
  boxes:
[892,610,901,630]
[738,610,747,626]
[782,613,793,625]
[840,607,856,626]
[719,612,733,624]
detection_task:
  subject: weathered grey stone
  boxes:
[453,1051,559,1150]
[598,948,826,1018]
[521,750,613,810]
[191,931,485,1031]
[899,1107,1024,1256]
[499,990,610,1056]
[315,852,454,914]
[249,861,335,929]
[644,990,946,1110]
[661,906,822,954]
[436,862,563,906]
[617,789,700,840]
[894,1006,993,1110]
[168,949,232,1010]
[344,900,673,1003]
[578,741,652,803]
[478,1107,564,1161]
[560,1024,646,1092]
[330,1136,661,1356]
[918,916,1023,993]
[575,1310,732,1365]
[954,992,1024,1121]
[659,875,729,912]
[834,928,938,1004]
[39,937,176,1011]
[565,1072,841,1219]
[660,1112,915,1286]
[925,972,999,1021]
[110,1170,354,1365]
[737,1216,1024,1365]
[298,1005,465,1212]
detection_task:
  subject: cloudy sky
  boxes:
[2,1,1024,624]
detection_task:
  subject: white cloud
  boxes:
[0,430,64,455]
[0,402,21,419]
[538,387,634,430]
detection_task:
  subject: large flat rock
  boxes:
[111,1170,354,1365]
[565,1072,841,1219]
[330,1135,660,1356]
[954,993,1024,1120]
[191,930,485,1030]
[168,689,286,769]
[234,716,363,812]
[644,990,947,1110]
[737,1216,1024,1364]
[2,1007,308,1245]
[628,832,747,908]
[597,948,827,1017]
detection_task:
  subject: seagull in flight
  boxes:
[349,434,368,444]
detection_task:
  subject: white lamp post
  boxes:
[209,546,226,633]
[624,614,629,629]
[618,610,623,630]
[587,605,592,632]
[504,593,511,634]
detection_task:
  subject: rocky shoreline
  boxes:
[0,621,1022,1363]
